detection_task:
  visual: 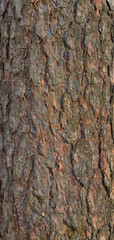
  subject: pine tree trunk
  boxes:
[0,0,113,239]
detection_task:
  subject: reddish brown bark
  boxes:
[0,0,113,239]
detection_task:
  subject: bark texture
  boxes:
[0,0,114,239]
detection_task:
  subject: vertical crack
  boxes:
[46,166,54,239]
[6,23,11,60]
[98,130,110,198]
[74,0,79,21]
[110,85,114,143]
[70,144,84,187]
[108,222,112,240]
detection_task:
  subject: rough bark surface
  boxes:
[0,0,113,239]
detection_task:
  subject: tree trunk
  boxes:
[0,0,113,239]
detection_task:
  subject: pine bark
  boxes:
[0,0,113,239]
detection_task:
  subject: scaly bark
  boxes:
[0,0,113,239]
